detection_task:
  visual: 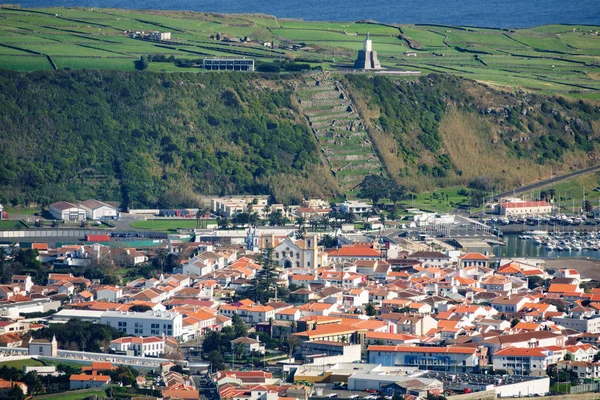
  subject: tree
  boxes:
[364,302,377,316]
[511,318,520,327]
[110,365,138,386]
[358,174,393,206]
[583,200,593,214]
[129,304,152,312]
[217,217,230,230]
[23,371,43,395]
[7,385,24,400]
[318,234,337,248]
[286,335,301,358]
[389,185,407,205]
[232,314,248,338]
[153,248,168,275]
[564,353,572,361]
[250,247,279,303]
[196,207,209,229]
[135,55,149,70]
[528,275,544,290]
[269,210,286,226]
[233,342,246,360]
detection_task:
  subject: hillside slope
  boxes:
[1,70,598,209]
[345,74,600,192]
[0,70,338,208]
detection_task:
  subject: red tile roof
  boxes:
[501,201,551,209]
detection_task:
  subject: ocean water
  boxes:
[6,0,600,28]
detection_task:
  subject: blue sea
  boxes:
[6,0,600,28]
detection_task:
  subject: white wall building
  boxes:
[78,199,118,220]
[273,236,323,269]
[553,316,600,333]
[100,310,183,338]
[49,201,86,221]
[339,201,372,215]
[96,286,123,302]
[368,345,479,372]
[493,347,550,377]
[497,201,552,216]
[110,336,165,357]
[29,336,58,357]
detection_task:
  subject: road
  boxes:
[494,163,600,199]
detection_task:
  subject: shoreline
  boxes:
[3,5,599,30]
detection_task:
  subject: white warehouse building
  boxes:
[49,201,86,221]
[78,199,119,220]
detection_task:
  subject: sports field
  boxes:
[0,6,598,98]
[129,219,215,231]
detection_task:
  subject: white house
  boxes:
[237,304,275,324]
[109,336,165,357]
[100,310,183,338]
[49,201,86,221]
[78,199,118,220]
[409,251,451,268]
[493,347,551,376]
[231,336,265,355]
[96,286,123,302]
[339,201,372,215]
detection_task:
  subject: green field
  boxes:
[400,186,471,213]
[522,171,600,211]
[34,387,108,400]
[0,358,45,368]
[0,220,27,230]
[130,219,215,231]
[0,7,598,98]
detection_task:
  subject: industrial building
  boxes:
[49,201,86,221]
[78,199,118,220]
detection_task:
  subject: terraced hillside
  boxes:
[297,73,384,191]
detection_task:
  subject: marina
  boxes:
[493,231,600,259]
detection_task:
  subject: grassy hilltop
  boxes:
[0,7,599,208]
[0,7,599,98]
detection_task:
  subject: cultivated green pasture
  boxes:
[0,6,598,98]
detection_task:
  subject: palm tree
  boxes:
[196,207,208,229]
[249,212,259,227]
[584,200,593,214]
